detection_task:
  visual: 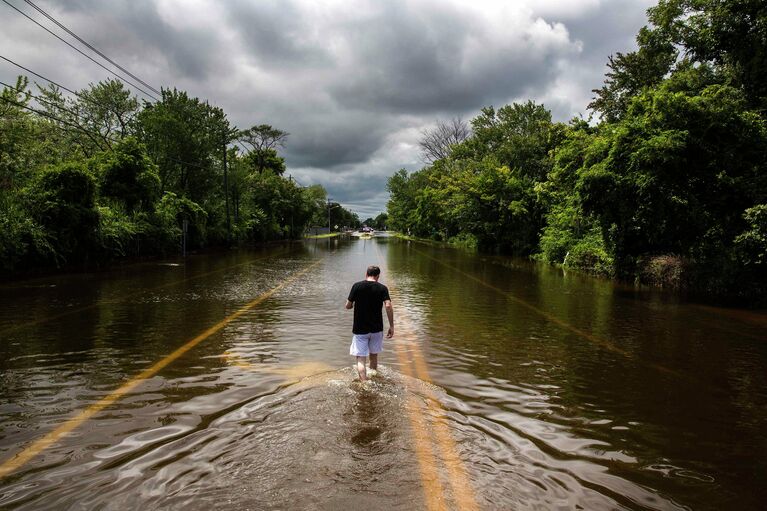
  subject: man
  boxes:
[345,265,394,382]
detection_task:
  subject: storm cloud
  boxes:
[0,0,654,218]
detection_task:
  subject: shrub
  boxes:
[564,230,614,276]
[637,254,689,288]
[26,161,99,265]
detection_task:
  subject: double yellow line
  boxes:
[374,243,478,511]
[0,257,322,479]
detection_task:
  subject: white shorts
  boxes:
[349,331,384,357]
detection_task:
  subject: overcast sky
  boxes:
[1,0,655,218]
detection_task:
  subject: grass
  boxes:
[303,232,342,239]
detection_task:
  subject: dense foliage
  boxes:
[0,79,338,274]
[387,0,767,303]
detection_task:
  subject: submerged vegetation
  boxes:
[387,0,767,303]
[0,81,359,274]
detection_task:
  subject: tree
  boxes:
[238,124,289,174]
[26,161,99,264]
[578,79,767,277]
[138,88,231,204]
[1,76,41,192]
[589,26,678,122]
[467,101,558,181]
[243,148,286,175]
[373,212,388,230]
[419,117,470,163]
[648,0,767,109]
[98,137,160,212]
[239,124,289,153]
[73,79,140,145]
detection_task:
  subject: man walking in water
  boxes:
[345,265,394,382]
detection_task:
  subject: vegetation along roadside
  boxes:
[386,0,767,305]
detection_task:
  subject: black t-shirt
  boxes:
[347,280,391,334]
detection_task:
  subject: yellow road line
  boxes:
[374,242,478,510]
[392,339,448,511]
[407,327,477,510]
[0,258,322,480]
[0,247,291,337]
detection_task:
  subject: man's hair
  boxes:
[366,265,381,277]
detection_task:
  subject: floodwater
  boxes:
[0,237,766,510]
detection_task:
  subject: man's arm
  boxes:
[384,299,394,338]
[346,283,356,309]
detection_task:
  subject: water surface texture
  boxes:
[0,238,766,510]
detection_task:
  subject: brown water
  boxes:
[0,237,765,510]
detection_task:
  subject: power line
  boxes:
[0,59,267,177]
[22,0,161,95]
[1,54,142,131]
[0,77,96,124]
[1,54,86,100]
[0,94,112,149]
[0,0,159,101]
[0,89,209,172]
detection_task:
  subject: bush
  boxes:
[97,206,139,257]
[447,232,478,250]
[0,203,56,271]
[564,230,614,276]
[26,161,99,265]
[98,137,160,212]
[637,254,689,288]
[734,204,767,267]
[155,192,207,250]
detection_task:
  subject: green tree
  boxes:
[589,26,678,122]
[243,148,286,175]
[648,0,767,109]
[98,137,160,212]
[578,79,767,277]
[26,161,99,265]
[238,124,289,174]
[373,212,388,230]
[1,77,40,192]
[138,88,231,204]
[538,121,613,274]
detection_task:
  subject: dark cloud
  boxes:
[224,0,332,69]
[0,0,653,217]
[328,3,573,113]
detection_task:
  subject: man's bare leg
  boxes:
[356,356,367,381]
[368,353,378,378]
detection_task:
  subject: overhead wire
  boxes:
[0,77,109,130]
[0,0,159,101]
[0,86,211,172]
[0,95,112,149]
[22,0,161,96]
[0,8,284,178]
[1,54,90,102]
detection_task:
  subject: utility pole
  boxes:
[327,198,331,234]
[223,142,231,244]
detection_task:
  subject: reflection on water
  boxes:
[0,238,765,509]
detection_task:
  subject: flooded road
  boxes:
[1,237,766,510]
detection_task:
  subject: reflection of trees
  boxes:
[385,238,767,506]
[0,247,308,449]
